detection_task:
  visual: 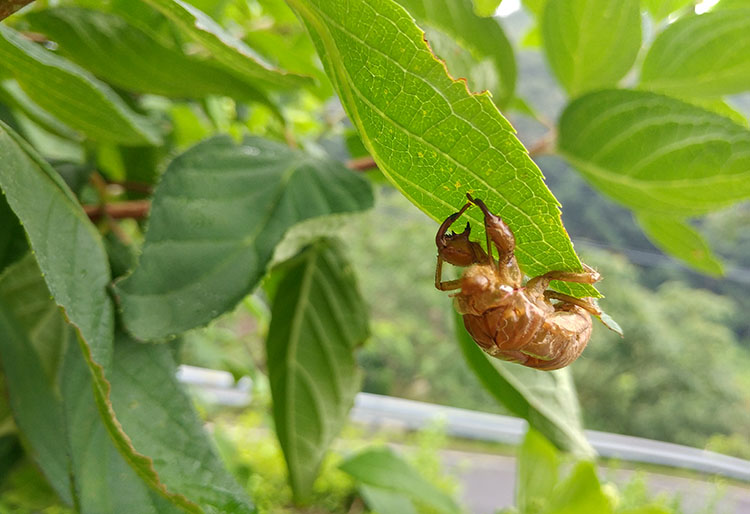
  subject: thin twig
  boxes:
[346,155,377,171]
[81,154,376,221]
[84,201,150,220]
[108,180,153,195]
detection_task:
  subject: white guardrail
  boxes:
[177,365,750,482]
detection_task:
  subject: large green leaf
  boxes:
[267,239,368,500]
[60,334,187,514]
[115,135,373,340]
[108,332,255,513]
[0,122,201,510]
[340,447,460,514]
[640,10,750,98]
[455,312,593,456]
[636,213,723,276]
[0,255,73,506]
[0,79,81,141]
[141,0,311,89]
[0,25,160,145]
[25,8,268,103]
[558,89,750,215]
[0,120,114,369]
[0,256,253,513]
[287,0,596,299]
[541,0,641,96]
[396,0,516,106]
[0,255,183,514]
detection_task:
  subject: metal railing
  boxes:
[178,365,750,482]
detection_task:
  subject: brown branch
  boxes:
[346,155,377,171]
[108,180,153,195]
[84,201,150,220]
[81,156,376,221]
[0,0,34,21]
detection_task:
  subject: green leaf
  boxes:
[423,26,499,98]
[0,120,114,369]
[558,89,750,215]
[715,0,750,8]
[617,507,672,514]
[522,0,545,15]
[267,239,368,500]
[60,333,187,514]
[0,255,74,506]
[115,135,373,340]
[0,255,184,514]
[340,447,460,514]
[0,79,81,141]
[455,311,593,456]
[541,0,641,96]
[547,461,612,514]
[642,0,694,20]
[0,255,253,513]
[641,10,750,98]
[287,0,596,299]
[140,0,312,89]
[396,0,516,106]
[108,332,255,513]
[25,8,269,104]
[0,194,27,274]
[517,429,560,513]
[359,485,419,514]
[0,25,161,145]
[0,122,198,511]
[472,0,501,16]
[636,213,724,276]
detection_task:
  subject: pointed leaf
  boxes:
[0,122,200,510]
[0,256,183,513]
[547,461,612,514]
[558,89,750,215]
[636,213,723,275]
[541,0,641,95]
[0,255,74,506]
[267,239,368,499]
[26,8,269,104]
[141,0,312,89]
[0,25,160,145]
[396,0,516,106]
[60,333,188,514]
[517,428,560,513]
[115,135,373,340]
[359,485,419,514]
[641,10,750,98]
[287,0,597,299]
[0,120,114,369]
[108,332,255,513]
[455,311,593,456]
[340,447,460,514]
